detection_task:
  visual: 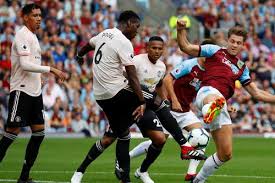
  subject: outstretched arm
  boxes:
[177,20,200,57]
[163,74,183,112]
[244,82,275,103]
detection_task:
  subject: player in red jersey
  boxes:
[177,20,275,183]
[129,56,206,182]
[128,40,211,182]
[129,39,237,182]
[164,57,206,181]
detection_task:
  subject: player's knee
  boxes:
[117,130,131,140]
[151,133,166,148]
[32,129,45,137]
[6,127,20,135]
[101,136,116,148]
[31,130,45,142]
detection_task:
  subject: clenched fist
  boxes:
[177,20,187,31]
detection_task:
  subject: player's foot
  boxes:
[134,168,154,183]
[115,159,122,180]
[71,171,83,183]
[203,97,225,124]
[185,173,197,181]
[181,146,207,160]
[191,177,205,183]
[17,178,36,183]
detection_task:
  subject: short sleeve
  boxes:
[239,66,251,86]
[133,56,140,69]
[89,34,99,47]
[199,44,221,57]
[118,41,134,66]
[15,35,31,56]
[170,58,198,79]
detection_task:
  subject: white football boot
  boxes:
[134,168,154,183]
[71,171,83,183]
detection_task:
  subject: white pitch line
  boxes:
[0,179,69,183]
[1,170,275,180]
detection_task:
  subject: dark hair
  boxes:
[228,26,248,41]
[149,36,164,43]
[118,10,140,23]
[22,3,42,16]
[201,39,216,45]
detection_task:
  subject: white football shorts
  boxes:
[195,86,232,131]
[163,110,202,135]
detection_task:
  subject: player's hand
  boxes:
[172,100,183,112]
[50,67,66,82]
[75,54,84,65]
[132,104,146,121]
[177,20,187,31]
[228,106,237,113]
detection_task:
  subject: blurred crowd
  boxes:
[0,0,274,136]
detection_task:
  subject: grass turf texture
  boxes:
[0,138,274,183]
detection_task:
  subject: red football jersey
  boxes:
[170,58,204,112]
[199,45,251,100]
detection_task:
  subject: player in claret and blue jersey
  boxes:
[177,20,275,183]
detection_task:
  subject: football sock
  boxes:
[129,140,151,158]
[116,138,131,182]
[0,131,17,162]
[140,144,162,172]
[155,106,187,146]
[77,140,105,173]
[194,152,224,181]
[187,149,205,174]
[187,159,201,174]
[19,130,45,181]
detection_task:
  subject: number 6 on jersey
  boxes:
[95,42,106,64]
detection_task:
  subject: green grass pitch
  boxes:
[0,137,275,183]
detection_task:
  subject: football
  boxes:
[188,128,210,150]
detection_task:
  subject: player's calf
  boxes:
[19,130,45,181]
[116,132,131,182]
[0,131,18,162]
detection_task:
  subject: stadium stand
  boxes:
[0,0,274,136]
